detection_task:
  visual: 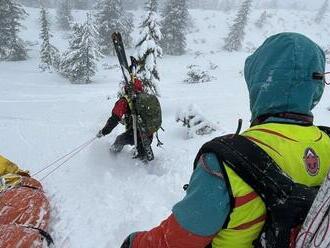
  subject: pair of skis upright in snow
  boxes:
[112,32,154,162]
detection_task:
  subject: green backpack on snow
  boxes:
[134,93,162,135]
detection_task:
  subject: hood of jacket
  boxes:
[244,32,325,123]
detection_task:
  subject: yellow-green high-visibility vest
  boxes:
[212,123,330,248]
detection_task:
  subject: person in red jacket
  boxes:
[97,78,154,161]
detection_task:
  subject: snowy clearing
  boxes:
[0,7,330,247]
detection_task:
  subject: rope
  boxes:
[32,137,97,180]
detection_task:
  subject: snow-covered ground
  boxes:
[0,7,330,247]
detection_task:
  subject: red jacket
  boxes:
[101,78,144,136]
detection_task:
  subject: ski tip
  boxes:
[112,32,122,41]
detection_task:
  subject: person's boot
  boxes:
[110,143,124,153]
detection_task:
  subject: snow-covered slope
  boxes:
[0,7,329,247]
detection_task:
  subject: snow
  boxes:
[0,6,330,247]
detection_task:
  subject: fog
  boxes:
[20,0,327,11]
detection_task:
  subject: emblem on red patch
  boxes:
[303,148,320,176]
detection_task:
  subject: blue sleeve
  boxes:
[172,153,230,236]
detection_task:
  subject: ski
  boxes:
[296,170,330,247]
[112,32,130,83]
[137,116,154,162]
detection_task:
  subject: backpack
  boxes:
[194,126,330,248]
[134,93,162,135]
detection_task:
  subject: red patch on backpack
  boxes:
[303,148,320,176]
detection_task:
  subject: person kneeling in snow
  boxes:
[97,78,154,161]
[120,33,330,248]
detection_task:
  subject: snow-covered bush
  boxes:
[184,65,215,84]
[176,105,217,139]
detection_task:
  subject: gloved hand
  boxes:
[96,130,103,138]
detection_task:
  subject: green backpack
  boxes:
[134,93,162,134]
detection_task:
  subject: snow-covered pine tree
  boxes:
[315,0,329,24]
[135,0,162,95]
[56,0,73,30]
[0,0,27,61]
[39,7,59,71]
[60,14,103,83]
[255,10,268,28]
[161,0,189,55]
[223,0,253,52]
[95,0,133,55]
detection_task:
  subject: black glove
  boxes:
[120,235,131,248]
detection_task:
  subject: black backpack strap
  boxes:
[318,126,330,137]
[194,134,318,248]
[194,134,293,207]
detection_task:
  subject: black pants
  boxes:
[112,130,153,157]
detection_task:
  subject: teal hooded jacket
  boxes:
[173,33,326,237]
[244,32,325,123]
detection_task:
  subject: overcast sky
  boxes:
[271,0,325,10]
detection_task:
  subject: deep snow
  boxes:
[0,7,329,247]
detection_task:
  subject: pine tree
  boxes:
[223,0,253,52]
[315,0,329,24]
[95,0,133,55]
[0,0,27,61]
[39,7,59,71]
[135,0,162,95]
[56,0,73,30]
[161,0,189,55]
[60,14,103,83]
[255,10,268,28]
